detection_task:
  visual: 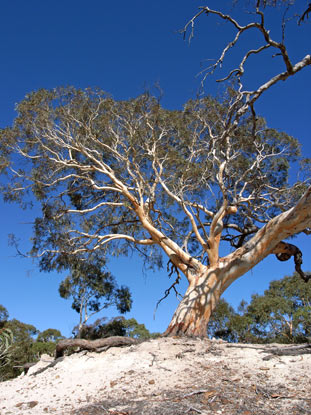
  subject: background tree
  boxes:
[1,2,310,337]
[207,299,255,343]
[123,317,160,339]
[0,327,13,379]
[0,319,38,380]
[0,315,63,381]
[207,299,237,342]
[246,272,311,343]
[73,317,127,339]
[0,305,9,329]
[0,306,13,380]
[209,272,311,343]
[58,258,132,337]
[37,328,64,343]
[73,316,159,340]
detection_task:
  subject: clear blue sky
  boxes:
[1,1,310,337]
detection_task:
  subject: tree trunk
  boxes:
[165,188,311,338]
[164,270,224,337]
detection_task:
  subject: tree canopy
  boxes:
[37,328,64,343]
[73,316,159,340]
[247,272,311,343]
[1,1,310,336]
[1,88,306,265]
[58,257,132,336]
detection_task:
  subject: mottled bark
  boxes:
[164,269,223,337]
[165,188,311,337]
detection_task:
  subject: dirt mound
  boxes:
[1,337,310,415]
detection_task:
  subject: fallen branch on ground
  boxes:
[55,336,138,358]
[262,343,311,360]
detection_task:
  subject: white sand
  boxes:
[1,337,310,414]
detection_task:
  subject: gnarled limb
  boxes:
[182,4,311,130]
[272,241,311,282]
[55,336,137,358]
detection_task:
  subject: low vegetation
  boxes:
[0,305,159,381]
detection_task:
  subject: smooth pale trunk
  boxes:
[164,188,311,337]
[164,269,226,337]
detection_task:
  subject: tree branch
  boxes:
[272,241,311,283]
[55,336,137,358]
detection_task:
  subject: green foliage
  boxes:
[73,316,159,340]
[0,319,38,380]
[246,272,311,343]
[209,272,311,343]
[123,318,160,339]
[31,341,57,356]
[207,299,236,341]
[0,327,13,375]
[37,328,64,343]
[0,87,303,270]
[6,319,38,343]
[0,317,63,382]
[73,317,126,339]
[58,257,132,337]
[0,304,9,329]
[207,299,254,343]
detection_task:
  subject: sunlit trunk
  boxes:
[164,269,225,337]
[164,188,311,337]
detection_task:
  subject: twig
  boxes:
[153,260,183,318]
[186,407,204,414]
[183,389,209,398]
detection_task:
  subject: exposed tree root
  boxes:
[55,336,137,358]
[262,343,311,360]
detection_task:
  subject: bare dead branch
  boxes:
[183,4,311,127]
[298,3,311,25]
[154,260,183,319]
[55,336,137,358]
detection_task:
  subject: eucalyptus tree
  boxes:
[73,316,158,340]
[1,1,310,337]
[36,328,64,343]
[0,305,12,375]
[207,299,255,343]
[209,272,311,343]
[246,272,311,343]
[58,259,132,337]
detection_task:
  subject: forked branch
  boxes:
[183,4,311,117]
[154,260,183,318]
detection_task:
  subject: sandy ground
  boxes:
[1,337,311,415]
